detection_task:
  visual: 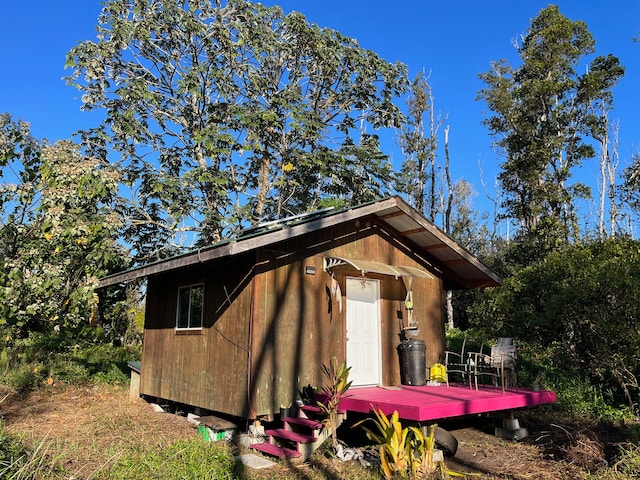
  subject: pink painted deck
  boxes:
[337,384,556,422]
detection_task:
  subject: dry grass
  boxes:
[1,383,195,478]
[444,425,585,480]
[1,383,634,479]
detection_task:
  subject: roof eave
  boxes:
[99,196,502,289]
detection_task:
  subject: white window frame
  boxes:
[176,283,204,330]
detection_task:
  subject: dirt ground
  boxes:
[0,383,625,479]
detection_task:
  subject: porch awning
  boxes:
[323,256,434,279]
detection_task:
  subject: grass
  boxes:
[0,428,68,480]
[582,444,640,479]
[2,347,640,479]
[100,439,237,480]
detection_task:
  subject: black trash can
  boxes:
[398,339,426,386]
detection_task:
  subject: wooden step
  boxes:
[304,401,346,415]
[250,442,301,459]
[300,404,323,414]
[284,416,323,430]
[266,428,316,443]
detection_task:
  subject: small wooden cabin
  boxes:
[100,196,501,420]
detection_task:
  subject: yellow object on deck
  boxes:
[430,363,447,383]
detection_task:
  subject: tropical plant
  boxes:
[356,408,410,478]
[317,357,352,451]
[356,407,458,479]
[0,116,132,386]
[1,140,126,333]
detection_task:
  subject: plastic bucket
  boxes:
[398,339,426,386]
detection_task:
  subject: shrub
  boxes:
[50,343,139,386]
[4,363,45,394]
[0,341,140,393]
[469,238,640,410]
[549,371,633,422]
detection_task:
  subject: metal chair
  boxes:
[468,337,517,393]
[444,337,470,387]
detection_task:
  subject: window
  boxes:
[176,284,204,330]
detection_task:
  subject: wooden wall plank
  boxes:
[140,215,446,418]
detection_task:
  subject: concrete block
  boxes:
[129,370,140,402]
[495,426,528,440]
[236,453,276,470]
[503,418,520,430]
[432,449,444,463]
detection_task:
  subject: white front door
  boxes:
[346,277,382,386]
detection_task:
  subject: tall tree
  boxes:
[622,153,640,228]
[579,54,625,238]
[396,71,444,220]
[595,114,621,237]
[478,5,623,255]
[0,115,127,348]
[606,122,620,236]
[65,0,406,261]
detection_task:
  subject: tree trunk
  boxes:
[255,153,271,222]
[446,290,454,331]
[444,126,454,329]
[598,109,609,238]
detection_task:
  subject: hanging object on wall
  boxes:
[330,272,343,313]
[403,277,419,332]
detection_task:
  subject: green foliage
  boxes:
[470,237,640,410]
[581,444,640,479]
[0,341,138,393]
[610,444,640,478]
[444,328,486,356]
[101,438,236,480]
[478,5,624,248]
[356,408,448,479]
[4,363,45,394]
[358,408,412,478]
[66,0,407,257]
[623,153,640,214]
[0,117,135,391]
[548,371,634,422]
[48,343,138,386]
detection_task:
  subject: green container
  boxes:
[197,425,232,442]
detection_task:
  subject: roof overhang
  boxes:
[99,196,501,290]
[323,256,434,279]
[369,198,502,289]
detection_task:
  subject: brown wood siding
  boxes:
[249,250,342,416]
[140,215,445,418]
[141,259,253,417]
[319,220,445,384]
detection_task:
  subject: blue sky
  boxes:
[1,1,638,225]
